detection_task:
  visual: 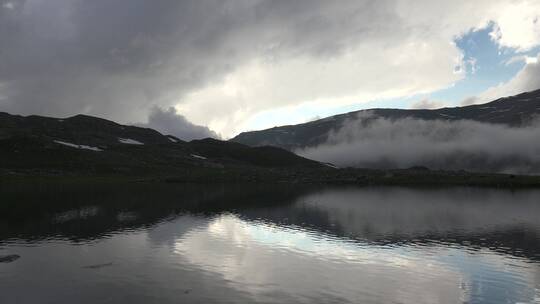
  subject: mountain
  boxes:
[0,112,323,179]
[1,109,540,187]
[231,89,540,150]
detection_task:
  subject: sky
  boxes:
[1,0,540,139]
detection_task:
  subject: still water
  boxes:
[1,182,540,304]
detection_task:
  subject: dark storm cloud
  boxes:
[0,0,396,122]
[297,113,540,174]
[0,0,248,121]
[137,106,218,141]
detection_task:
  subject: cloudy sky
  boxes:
[1,0,540,139]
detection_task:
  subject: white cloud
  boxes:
[488,1,540,51]
[137,107,218,141]
[179,40,463,137]
[508,54,540,66]
[527,56,539,64]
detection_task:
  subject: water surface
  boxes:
[1,182,539,304]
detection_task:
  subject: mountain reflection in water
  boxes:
[1,182,539,304]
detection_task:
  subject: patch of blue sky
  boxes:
[429,24,540,105]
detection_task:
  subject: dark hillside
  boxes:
[0,112,324,178]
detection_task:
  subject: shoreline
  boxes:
[3,167,540,188]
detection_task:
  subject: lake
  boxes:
[1,182,539,304]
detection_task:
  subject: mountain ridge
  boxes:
[231,89,540,150]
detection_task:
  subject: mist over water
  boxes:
[297,113,540,174]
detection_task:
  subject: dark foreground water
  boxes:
[1,182,540,304]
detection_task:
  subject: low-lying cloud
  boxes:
[297,113,540,174]
[137,107,218,141]
[410,99,445,109]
